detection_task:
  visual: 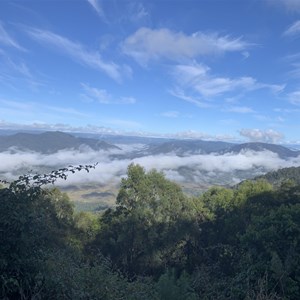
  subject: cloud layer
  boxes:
[123,27,249,65]
[81,83,136,104]
[239,129,284,143]
[1,145,299,187]
[0,22,24,50]
[26,27,123,81]
[171,62,284,101]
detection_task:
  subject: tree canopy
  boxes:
[1,164,300,299]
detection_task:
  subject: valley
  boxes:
[1,130,300,211]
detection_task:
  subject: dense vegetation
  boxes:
[255,166,300,186]
[1,164,300,299]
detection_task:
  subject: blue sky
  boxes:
[0,0,300,143]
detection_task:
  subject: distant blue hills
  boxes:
[0,130,299,159]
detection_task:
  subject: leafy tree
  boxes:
[0,165,95,299]
[90,164,200,276]
[239,204,300,299]
[155,270,198,300]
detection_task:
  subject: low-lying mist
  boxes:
[1,145,300,187]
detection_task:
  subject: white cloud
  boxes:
[161,111,180,118]
[0,99,35,111]
[0,52,46,90]
[169,88,212,108]
[254,114,271,122]
[226,106,255,113]
[0,120,130,136]
[171,130,235,141]
[26,28,123,82]
[274,107,300,113]
[284,0,300,11]
[171,62,285,100]
[122,27,249,65]
[283,20,300,36]
[128,2,149,22]
[1,148,299,187]
[242,51,250,59]
[120,97,136,104]
[268,0,300,13]
[288,90,300,105]
[45,105,89,117]
[0,22,24,50]
[239,128,284,143]
[0,98,88,119]
[133,151,299,175]
[0,120,237,142]
[81,83,136,104]
[0,100,94,130]
[283,52,300,79]
[86,0,106,20]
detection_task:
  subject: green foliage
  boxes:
[200,186,234,218]
[90,164,200,276]
[155,270,198,300]
[234,179,273,206]
[1,163,300,299]
[42,250,156,300]
[256,166,300,186]
[0,165,96,299]
[239,204,300,298]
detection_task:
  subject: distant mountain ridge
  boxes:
[0,131,299,159]
[144,140,234,156]
[222,142,300,159]
[0,131,120,153]
[143,140,300,159]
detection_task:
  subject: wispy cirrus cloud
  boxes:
[0,22,25,51]
[268,0,300,13]
[0,120,125,135]
[283,20,300,36]
[226,106,255,114]
[169,88,212,108]
[159,111,193,119]
[282,52,300,79]
[274,107,300,113]
[0,99,88,123]
[128,2,149,22]
[25,27,123,82]
[122,27,249,65]
[283,52,300,79]
[239,128,284,143]
[86,0,106,21]
[170,62,285,104]
[0,51,45,90]
[160,111,180,118]
[288,90,300,105]
[81,83,136,104]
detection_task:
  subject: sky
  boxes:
[0,0,300,144]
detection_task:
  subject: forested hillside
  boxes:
[1,165,300,299]
[255,166,300,186]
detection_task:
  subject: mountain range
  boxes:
[0,131,120,153]
[0,131,299,159]
[141,140,300,159]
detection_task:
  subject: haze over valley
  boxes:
[3,1,300,298]
[1,130,300,210]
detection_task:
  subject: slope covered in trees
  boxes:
[1,164,300,299]
[255,166,300,186]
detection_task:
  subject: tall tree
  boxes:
[91,164,199,276]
